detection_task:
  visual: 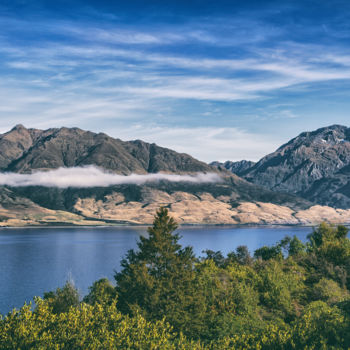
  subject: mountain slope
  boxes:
[303,165,350,208]
[238,125,350,208]
[2,182,350,226]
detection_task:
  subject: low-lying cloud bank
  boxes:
[0,166,221,188]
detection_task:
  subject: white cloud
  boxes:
[0,166,221,188]
[3,41,350,106]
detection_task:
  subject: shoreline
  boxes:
[0,222,325,229]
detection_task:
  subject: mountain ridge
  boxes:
[0,125,215,175]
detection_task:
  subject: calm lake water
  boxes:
[0,225,312,315]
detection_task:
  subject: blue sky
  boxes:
[0,0,350,162]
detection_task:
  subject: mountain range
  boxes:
[0,124,349,226]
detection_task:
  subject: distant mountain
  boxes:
[210,160,256,176]
[219,125,350,208]
[0,125,327,226]
[0,125,213,174]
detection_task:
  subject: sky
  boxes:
[0,0,350,162]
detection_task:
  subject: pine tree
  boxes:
[115,207,205,337]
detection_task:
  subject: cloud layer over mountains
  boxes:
[0,166,221,188]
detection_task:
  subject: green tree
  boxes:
[288,235,306,256]
[303,223,350,288]
[115,207,205,337]
[254,245,282,261]
[312,277,349,304]
[202,250,225,267]
[43,280,79,314]
[307,223,349,253]
[196,259,263,341]
[83,278,116,305]
[291,301,348,349]
[257,259,305,320]
[226,245,253,266]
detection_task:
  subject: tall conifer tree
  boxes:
[115,207,205,336]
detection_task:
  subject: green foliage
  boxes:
[307,223,348,249]
[254,235,306,261]
[254,245,283,261]
[196,260,263,341]
[288,235,306,256]
[83,278,117,305]
[298,223,350,292]
[1,215,350,349]
[307,223,350,267]
[202,250,225,267]
[257,259,305,320]
[0,299,203,349]
[115,207,206,337]
[312,278,349,304]
[228,245,253,265]
[43,280,80,314]
[291,301,348,349]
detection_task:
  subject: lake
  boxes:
[0,225,312,315]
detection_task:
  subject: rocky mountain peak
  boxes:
[312,125,348,141]
[276,125,346,151]
[11,124,27,132]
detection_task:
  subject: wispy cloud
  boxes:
[0,166,221,188]
[2,39,350,105]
